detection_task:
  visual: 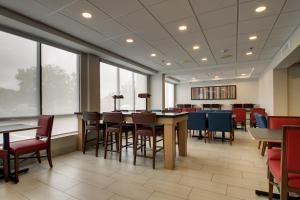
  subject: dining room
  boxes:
[1,1,300,200]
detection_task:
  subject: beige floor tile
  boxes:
[227,185,258,200]
[180,176,227,195]
[148,191,185,200]
[0,186,28,200]
[188,188,240,200]
[109,194,133,200]
[106,181,154,200]
[66,183,113,200]
[212,174,262,190]
[23,184,71,200]
[145,179,192,198]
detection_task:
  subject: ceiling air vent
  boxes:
[221,54,233,59]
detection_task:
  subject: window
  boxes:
[0,30,79,141]
[41,44,79,115]
[134,73,148,110]
[100,63,118,112]
[0,31,38,118]
[165,82,175,108]
[120,68,134,110]
[100,62,148,111]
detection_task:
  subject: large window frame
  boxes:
[100,61,148,112]
[0,28,80,120]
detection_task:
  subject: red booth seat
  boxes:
[268,148,281,161]
[268,116,300,129]
[0,149,6,157]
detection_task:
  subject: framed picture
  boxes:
[191,85,236,100]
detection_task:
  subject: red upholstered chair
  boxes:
[250,108,266,128]
[268,126,300,200]
[0,149,8,182]
[182,108,196,112]
[233,108,247,131]
[9,115,54,182]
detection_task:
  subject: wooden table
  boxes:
[248,128,283,142]
[0,124,39,182]
[75,112,188,170]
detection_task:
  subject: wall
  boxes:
[176,79,258,110]
[273,69,288,115]
[150,73,165,110]
[288,64,300,116]
[258,68,274,115]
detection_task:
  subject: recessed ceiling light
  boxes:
[255,6,267,13]
[201,57,207,61]
[178,25,187,31]
[150,53,156,57]
[215,75,219,78]
[193,45,200,50]
[82,12,92,19]
[249,35,257,40]
[126,38,134,43]
[166,62,172,66]
[241,73,246,76]
[246,51,253,56]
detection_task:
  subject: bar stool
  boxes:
[0,149,8,182]
[132,112,164,169]
[83,112,105,157]
[103,112,132,162]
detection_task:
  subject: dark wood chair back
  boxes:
[103,112,123,124]
[83,112,100,127]
[132,112,156,125]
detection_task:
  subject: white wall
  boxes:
[288,64,300,116]
[150,73,164,110]
[258,68,274,115]
[176,79,259,110]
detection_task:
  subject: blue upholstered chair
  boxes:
[207,112,234,145]
[187,112,207,139]
[255,113,267,128]
[254,113,268,155]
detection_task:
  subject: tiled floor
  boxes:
[0,130,271,200]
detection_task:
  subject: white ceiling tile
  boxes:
[94,20,131,38]
[88,0,143,18]
[282,0,300,13]
[197,6,237,30]
[0,0,53,19]
[268,26,296,43]
[190,0,236,14]
[147,0,193,23]
[34,0,78,13]
[205,24,236,41]
[60,0,111,28]
[274,11,300,29]
[139,0,167,6]
[163,17,201,36]
[260,47,279,59]
[238,15,277,34]
[239,0,285,21]
[238,30,269,49]
[42,12,107,43]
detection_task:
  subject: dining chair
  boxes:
[9,115,54,182]
[103,112,133,162]
[207,112,234,145]
[250,108,266,127]
[254,113,269,155]
[82,112,105,157]
[187,112,207,139]
[268,126,300,200]
[0,149,8,182]
[232,108,247,131]
[132,112,164,169]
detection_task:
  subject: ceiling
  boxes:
[0,0,299,82]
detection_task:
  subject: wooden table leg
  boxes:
[178,119,187,156]
[163,123,176,170]
[78,118,84,151]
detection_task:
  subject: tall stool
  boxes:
[103,112,132,162]
[132,112,164,169]
[83,112,105,157]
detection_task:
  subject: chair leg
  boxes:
[148,136,152,149]
[47,147,53,168]
[36,151,41,163]
[268,171,274,200]
[153,136,156,169]
[3,152,8,182]
[230,131,233,145]
[125,131,128,150]
[104,131,109,159]
[133,133,138,165]
[119,133,122,162]
[83,130,88,154]
[280,181,288,200]
[95,130,100,157]
[258,141,262,149]
[261,142,267,156]
[14,155,19,183]
[244,122,247,132]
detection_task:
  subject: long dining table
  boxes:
[74,111,188,170]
